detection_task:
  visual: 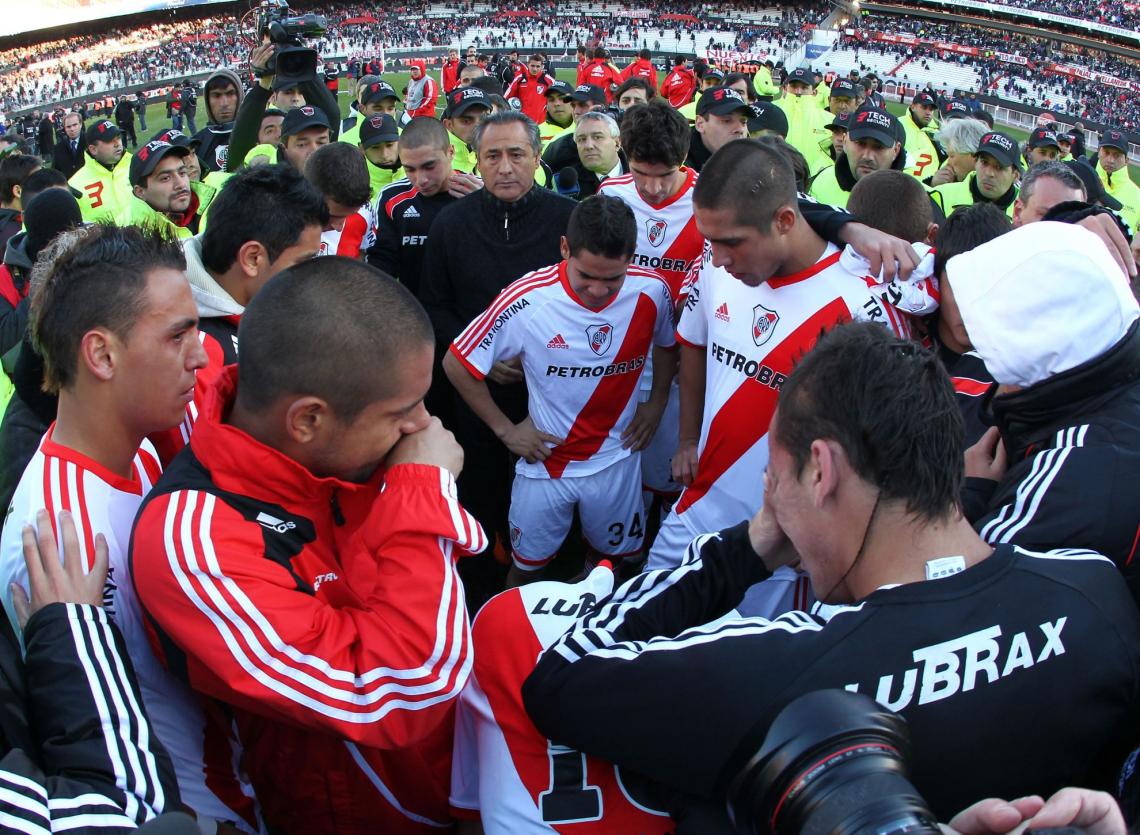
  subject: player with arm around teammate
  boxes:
[444,196,678,586]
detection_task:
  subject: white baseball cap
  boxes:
[947,221,1139,387]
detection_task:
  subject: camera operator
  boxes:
[522,321,1140,822]
[226,41,339,173]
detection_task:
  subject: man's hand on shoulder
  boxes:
[386,416,464,478]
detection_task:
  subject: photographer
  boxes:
[226,40,339,173]
[523,322,1140,822]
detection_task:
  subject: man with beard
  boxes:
[903,90,943,180]
[193,69,244,174]
[935,130,1021,217]
[119,140,206,238]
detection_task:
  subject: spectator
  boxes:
[0,153,40,253]
[444,196,677,585]
[68,119,131,222]
[420,110,576,596]
[524,319,1140,824]
[194,69,244,173]
[150,163,326,463]
[0,223,259,830]
[131,256,485,834]
[50,111,85,180]
[952,222,1140,601]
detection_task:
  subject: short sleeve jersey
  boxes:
[598,168,704,304]
[449,262,676,479]
[673,243,902,532]
[319,201,377,259]
[0,427,259,829]
[450,567,673,833]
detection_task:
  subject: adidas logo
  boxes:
[256,512,296,534]
[547,334,569,349]
[715,303,730,322]
[403,205,420,218]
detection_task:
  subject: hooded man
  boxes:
[404,59,440,122]
[193,68,245,174]
[952,221,1140,603]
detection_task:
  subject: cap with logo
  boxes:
[129,140,191,187]
[943,99,971,119]
[1064,158,1123,211]
[826,111,853,133]
[747,101,788,136]
[829,79,859,99]
[445,86,492,117]
[150,128,200,149]
[1100,129,1128,152]
[697,86,752,117]
[977,131,1020,168]
[848,108,900,147]
[911,91,937,107]
[359,114,400,148]
[85,120,121,145]
[1026,127,1060,150]
[361,81,401,105]
[281,106,331,139]
[785,68,813,85]
[704,67,725,80]
[569,84,607,105]
[544,80,574,98]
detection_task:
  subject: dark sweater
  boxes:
[419,185,576,347]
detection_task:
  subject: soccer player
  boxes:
[505,54,556,124]
[68,119,130,222]
[444,196,677,586]
[305,142,375,259]
[647,140,919,570]
[0,224,260,831]
[370,117,482,295]
[450,565,672,833]
[132,257,485,834]
[580,48,622,103]
[621,49,658,88]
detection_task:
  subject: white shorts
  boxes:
[639,382,682,497]
[645,502,705,572]
[509,454,646,571]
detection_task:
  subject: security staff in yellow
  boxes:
[934,130,1021,217]
[68,120,132,222]
[902,91,943,180]
[780,67,832,176]
[1096,129,1140,235]
[810,108,906,209]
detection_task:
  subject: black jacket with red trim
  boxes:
[367,178,456,298]
[130,366,487,834]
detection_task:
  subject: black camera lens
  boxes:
[727,690,941,835]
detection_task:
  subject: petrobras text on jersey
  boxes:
[479,298,530,350]
[709,340,788,390]
[631,253,696,274]
[546,355,647,378]
[844,617,1068,713]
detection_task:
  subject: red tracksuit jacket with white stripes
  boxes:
[130,365,486,833]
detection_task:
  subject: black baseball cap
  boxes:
[747,101,788,136]
[977,130,1020,168]
[1026,127,1060,150]
[129,140,190,187]
[85,119,121,145]
[569,84,607,105]
[704,67,725,80]
[445,86,492,117]
[829,79,859,99]
[697,86,751,117]
[826,111,853,133]
[1100,129,1128,152]
[785,68,813,85]
[544,80,573,98]
[848,108,899,147]
[1065,157,1123,210]
[943,99,971,119]
[150,128,200,149]
[912,91,937,107]
[359,113,399,148]
[1057,132,1074,145]
[361,81,400,105]
[281,105,331,139]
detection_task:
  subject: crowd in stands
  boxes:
[841,13,1140,129]
[977,0,1140,29]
